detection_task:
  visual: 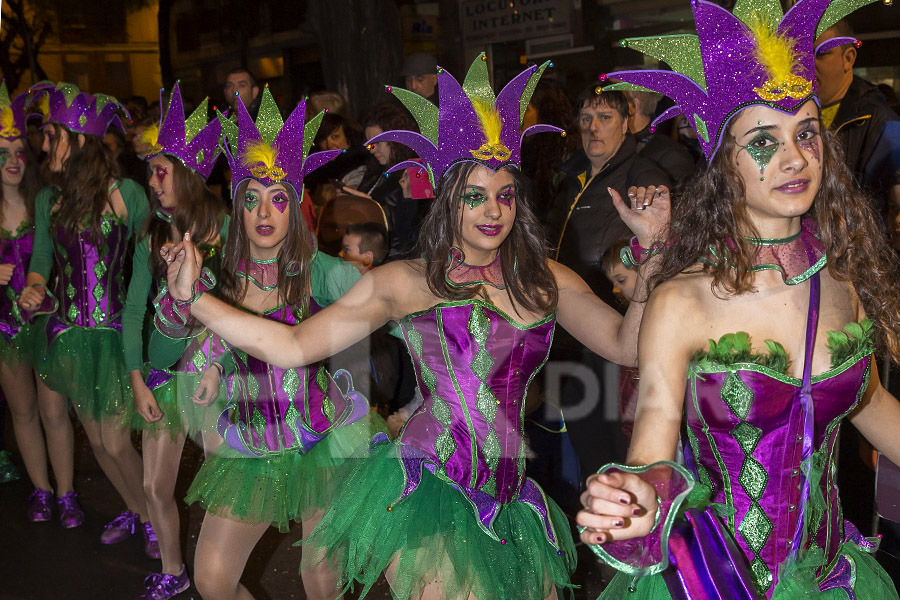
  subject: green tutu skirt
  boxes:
[138,370,226,440]
[186,413,385,532]
[36,325,134,424]
[301,441,577,600]
[600,537,899,599]
[0,321,42,368]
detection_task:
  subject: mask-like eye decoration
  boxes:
[271,192,289,213]
[496,185,516,209]
[244,191,260,212]
[462,189,487,210]
[736,130,782,173]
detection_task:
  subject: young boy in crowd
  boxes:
[339,222,389,274]
[601,239,639,447]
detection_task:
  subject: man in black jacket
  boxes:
[545,87,670,307]
[815,21,900,225]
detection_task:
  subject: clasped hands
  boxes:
[576,470,659,545]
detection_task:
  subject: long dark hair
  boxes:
[651,125,900,363]
[44,123,121,244]
[218,179,314,317]
[143,157,225,279]
[419,162,558,316]
[0,138,41,227]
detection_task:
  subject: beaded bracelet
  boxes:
[620,236,664,269]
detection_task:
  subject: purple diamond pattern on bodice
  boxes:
[47,218,129,340]
[395,301,561,545]
[685,352,872,596]
[221,301,357,455]
[0,226,34,342]
[145,328,228,390]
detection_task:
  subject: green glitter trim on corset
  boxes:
[316,366,335,424]
[282,368,300,401]
[403,298,554,331]
[436,308,479,488]
[468,306,501,477]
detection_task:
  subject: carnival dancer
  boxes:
[18,82,152,543]
[158,55,669,600]
[121,83,229,599]
[0,81,58,518]
[576,0,900,598]
[154,87,376,600]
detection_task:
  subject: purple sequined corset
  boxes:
[398,301,555,504]
[222,301,360,455]
[49,218,129,334]
[0,226,34,341]
[145,329,228,390]
[685,344,872,596]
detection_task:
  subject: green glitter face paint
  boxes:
[244,191,260,212]
[462,188,487,210]
[0,149,8,168]
[736,131,781,173]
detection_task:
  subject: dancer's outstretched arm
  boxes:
[555,185,669,367]
[162,235,404,369]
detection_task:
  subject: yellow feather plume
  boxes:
[140,124,160,149]
[37,95,50,117]
[241,140,279,170]
[0,108,14,132]
[748,15,799,84]
[470,97,502,146]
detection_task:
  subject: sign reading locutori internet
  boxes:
[459,0,572,44]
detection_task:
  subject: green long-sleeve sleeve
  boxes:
[122,237,154,372]
[310,251,361,308]
[27,186,57,280]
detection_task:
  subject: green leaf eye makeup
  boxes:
[244,192,260,212]
[462,189,487,210]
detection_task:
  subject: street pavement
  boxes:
[0,416,611,599]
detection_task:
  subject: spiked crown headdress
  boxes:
[0,81,28,140]
[602,0,890,160]
[368,53,564,187]
[141,83,222,180]
[28,81,127,137]
[219,86,341,199]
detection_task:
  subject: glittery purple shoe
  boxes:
[142,521,160,559]
[100,510,139,544]
[137,566,190,600]
[57,491,85,528]
[27,488,54,522]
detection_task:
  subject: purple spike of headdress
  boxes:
[151,82,222,180]
[27,81,127,137]
[606,0,845,160]
[223,91,341,200]
[368,55,563,186]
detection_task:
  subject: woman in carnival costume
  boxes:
[0,81,57,518]
[155,86,378,600]
[18,82,152,542]
[121,83,229,599]
[577,0,900,598]
[159,55,670,599]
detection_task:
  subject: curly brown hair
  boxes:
[218,180,314,318]
[419,162,558,316]
[651,126,900,363]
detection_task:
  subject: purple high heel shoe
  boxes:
[100,510,139,544]
[137,566,190,600]
[27,488,54,522]
[57,491,85,528]
[142,521,160,559]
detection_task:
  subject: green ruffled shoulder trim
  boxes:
[692,332,790,375]
[0,220,33,239]
[825,318,873,369]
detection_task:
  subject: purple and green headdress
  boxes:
[368,53,564,187]
[601,0,891,160]
[141,82,221,180]
[27,81,127,137]
[219,86,342,200]
[0,81,28,140]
